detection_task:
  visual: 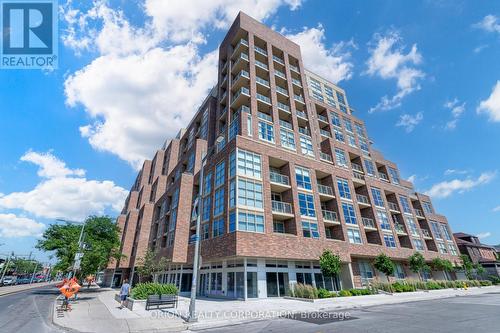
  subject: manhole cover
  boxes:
[282,312,358,325]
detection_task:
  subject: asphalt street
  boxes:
[0,284,68,333]
[197,292,500,333]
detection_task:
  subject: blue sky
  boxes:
[1,0,499,262]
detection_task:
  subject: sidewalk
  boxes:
[0,281,59,297]
[53,285,500,332]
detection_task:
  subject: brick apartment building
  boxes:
[454,232,500,278]
[105,12,461,298]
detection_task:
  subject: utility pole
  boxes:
[1,252,13,282]
[30,259,38,284]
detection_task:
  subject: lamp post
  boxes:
[188,136,223,322]
[56,218,86,277]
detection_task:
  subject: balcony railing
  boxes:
[236,105,250,114]
[294,94,305,103]
[317,114,328,123]
[322,210,338,222]
[255,59,269,71]
[289,64,299,73]
[320,152,333,162]
[256,76,269,87]
[421,229,432,238]
[232,39,248,57]
[379,172,389,181]
[414,209,424,217]
[279,119,292,130]
[362,217,376,229]
[320,129,331,137]
[275,70,286,79]
[352,172,365,181]
[356,194,370,205]
[388,202,400,212]
[272,55,284,65]
[298,127,310,136]
[276,86,289,96]
[394,223,406,234]
[351,163,363,173]
[271,200,292,214]
[254,45,267,57]
[220,90,227,102]
[292,78,302,87]
[257,111,272,122]
[296,110,307,119]
[277,102,290,112]
[256,93,271,104]
[317,184,334,196]
[233,70,249,83]
[232,87,250,102]
[270,172,290,186]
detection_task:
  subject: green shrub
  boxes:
[131,282,178,300]
[480,280,492,286]
[329,291,339,297]
[371,281,394,293]
[425,281,442,290]
[392,281,416,293]
[349,288,373,296]
[291,283,318,299]
[338,289,352,297]
[317,288,331,298]
[488,275,500,285]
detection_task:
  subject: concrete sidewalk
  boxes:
[53,285,500,332]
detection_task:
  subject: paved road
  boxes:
[0,285,68,333]
[197,292,500,333]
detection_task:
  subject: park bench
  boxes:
[145,294,178,310]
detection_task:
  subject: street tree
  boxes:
[135,249,169,283]
[319,249,342,277]
[408,252,430,280]
[374,253,395,282]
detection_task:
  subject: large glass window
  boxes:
[344,118,353,133]
[300,135,314,156]
[302,221,319,238]
[359,137,369,154]
[298,193,316,217]
[213,188,225,216]
[331,112,342,127]
[229,179,236,208]
[438,242,448,254]
[376,210,391,230]
[342,203,357,224]
[348,228,362,244]
[212,217,224,237]
[335,148,348,167]
[237,178,263,208]
[238,211,264,232]
[347,134,357,147]
[389,167,400,185]
[337,178,351,200]
[237,149,261,178]
[406,217,419,237]
[229,211,236,232]
[449,244,458,256]
[430,221,443,239]
[215,162,225,187]
[229,150,236,177]
[202,197,211,221]
[413,238,424,251]
[422,201,433,214]
[441,224,453,241]
[395,264,405,279]
[295,166,312,190]
[355,123,365,137]
[203,172,212,196]
[258,121,274,142]
[371,187,385,207]
[280,128,296,150]
[334,129,344,142]
[384,234,396,248]
[202,223,209,240]
[399,195,412,214]
[364,159,376,176]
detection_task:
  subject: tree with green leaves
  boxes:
[475,263,486,278]
[37,216,122,279]
[460,255,475,279]
[374,253,395,282]
[319,249,342,277]
[431,257,454,280]
[408,252,430,280]
[135,249,169,283]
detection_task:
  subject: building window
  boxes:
[449,244,458,256]
[203,172,212,196]
[364,159,376,176]
[238,211,264,232]
[229,179,236,208]
[331,112,342,127]
[355,123,365,137]
[247,114,252,136]
[213,188,225,216]
[171,188,179,208]
[342,203,357,225]
[335,148,348,167]
[394,264,405,279]
[300,135,314,156]
[229,211,236,232]
[187,153,195,173]
[336,91,346,105]
[202,223,209,240]
[422,201,433,214]
[413,238,424,251]
[302,221,319,238]
[348,229,362,244]
[258,121,274,142]
[347,134,357,147]
[399,195,412,214]
[344,118,353,133]
[295,166,312,190]
[389,167,400,185]
[384,234,396,248]
[371,187,385,207]
[229,150,236,178]
[334,129,344,142]
[212,217,224,237]
[406,217,419,237]
[438,242,448,254]
[337,178,351,200]
[358,137,369,154]
[237,178,263,208]
[430,221,443,239]
[376,210,391,230]
[441,224,452,241]
[280,128,296,150]
[169,209,177,231]
[237,149,262,179]
[298,193,316,217]
[215,162,225,187]
[273,221,285,233]
[202,197,211,221]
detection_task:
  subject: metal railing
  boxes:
[414,209,424,217]
[379,172,389,181]
[271,200,292,214]
[317,184,334,196]
[322,210,338,222]
[352,172,365,181]
[394,223,406,234]
[362,217,376,229]
[296,110,307,119]
[356,194,370,205]
[421,229,432,238]
[352,163,363,173]
[388,202,400,211]
[276,86,289,96]
[320,152,332,162]
[317,114,328,122]
[270,172,290,186]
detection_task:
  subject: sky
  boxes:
[0,0,499,262]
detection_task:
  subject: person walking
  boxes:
[119,279,131,309]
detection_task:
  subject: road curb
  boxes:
[0,282,59,298]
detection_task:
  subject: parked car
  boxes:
[1,276,17,286]
[16,277,31,284]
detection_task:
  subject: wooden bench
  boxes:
[145,294,178,310]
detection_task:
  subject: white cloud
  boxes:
[62,1,302,169]
[0,213,45,238]
[20,150,85,178]
[444,169,469,176]
[477,81,500,122]
[425,172,496,199]
[444,98,466,130]
[476,232,491,239]
[473,44,488,54]
[407,174,417,183]
[396,112,423,133]
[365,31,425,113]
[0,151,127,221]
[493,206,500,212]
[286,25,355,83]
[473,15,500,35]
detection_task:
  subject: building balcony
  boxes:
[320,129,331,138]
[276,86,289,97]
[294,94,305,104]
[236,105,251,114]
[271,200,293,220]
[298,127,310,136]
[221,61,228,74]
[317,184,335,199]
[352,172,366,185]
[256,76,270,88]
[394,223,407,235]
[220,90,227,104]
[322,210,340,225]
[272,55,285,66]
[296,110,308,120]
[292,78,302,87]
[356,194,371,207]
[388,202,400,213]
[289,64,300,74]
[257,111,272,122]
[351,163,363,173]
[414,209,425,219]
[254,45,267,57]
[320,152,333,163]
[317,114,328,123]
[231,52,249,74]
[379,172,390,182]
[275,69,287,80]
[269,172,291,192]
[220,106,227,118]
[231,87,250,109]
[255,59,269,71]
[232,38,249,59]
[221,74,228,86]
[232,70,250,90]
[421,229,432,239]
[277,101,290,113]
[362,217,377,230]
[256,93,272,106]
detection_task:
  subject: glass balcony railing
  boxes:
[320,129,331,137]
[257,111,272,122]
[279,119,292,130]
[362,217,376,229]
[254,45,267,57]
[292,78,302,87]
[317,184,334,196]
[255,60,269,71]
[275,70,286,79]
[276,86,289,96]
[272,200,292,214]
[277,102,290,112]
[317,114,328,122]
[322,210,338,222]
[256,76,270,87]
[289,64,300,73]
[272,55,285,65]
[232,87,250,101]
[233,70,249,83]
[270,172,290,186]
[388,202,400,212]
[296,110,307,119]
[320,152,332,162]
[236,105,250,114]
[356,194,370,205]
[298,127,310,136]
[256,93,271,104]
[294,94,304,103]
[352,163,363,173]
